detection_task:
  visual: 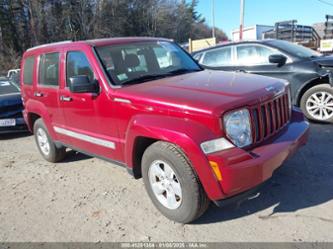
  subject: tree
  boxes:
[0,0,229,72]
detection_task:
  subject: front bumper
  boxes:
[207,108,309,202]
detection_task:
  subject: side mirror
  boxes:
[269,54,287,67]
[68,75,99,94]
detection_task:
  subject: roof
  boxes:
[191,39,273,54]
[232,25,274,34]
[26,37,173,53]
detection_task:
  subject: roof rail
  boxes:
[26,40,73,52]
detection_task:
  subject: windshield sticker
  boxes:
[117,73,128,81]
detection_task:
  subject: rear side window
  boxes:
[23,57,34,85]
[66,51,94,86]
[39,53,60,86]
[202,47,232,66]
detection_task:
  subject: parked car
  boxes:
[0,78,26,133]
[21,38,309,223]
[192,39,333,123]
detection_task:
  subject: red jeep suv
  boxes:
[21,37,309,223]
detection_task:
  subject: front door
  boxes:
[57,49,122,162]
[232,44,295,81]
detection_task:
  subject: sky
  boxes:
[191,0,333,38]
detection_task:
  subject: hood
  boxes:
[117,70,287,116]
[312,55,333,68]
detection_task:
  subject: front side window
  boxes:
[95,41,201,86]
[202,47,232,67]
[236,45,276,66]
[23,56,34,85]
[39,53,59,86]
[66,51,94,86]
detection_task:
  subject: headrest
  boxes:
[124,54,140,68]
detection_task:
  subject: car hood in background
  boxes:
[0,80,20,94]
[312,56,333,68]
[0,80,22,107]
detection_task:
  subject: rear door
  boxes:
[34,51,66,135]
[198,45,237,71]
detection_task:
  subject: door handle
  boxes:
[34,92,44,97]
[60,96,73,102]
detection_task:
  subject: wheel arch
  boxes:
[26,112,41,133]
[296,75,330,106]
[125,114,225,200]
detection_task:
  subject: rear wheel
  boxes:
[142,141,210,223]
[33,119,66,162]
[300,84,333,123]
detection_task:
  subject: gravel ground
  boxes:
[0,123,332,242]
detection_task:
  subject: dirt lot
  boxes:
[0,123,332,242]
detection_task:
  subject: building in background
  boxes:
[313,22,325,39]
[324,15,333,39]
[232,25,273,42]
[263,20,320,49]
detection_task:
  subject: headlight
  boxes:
[223,108,252,147]
[200,137,235,154]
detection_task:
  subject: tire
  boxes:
[142,141,210,223]
[300,84,333,123]
[33,119,66,163]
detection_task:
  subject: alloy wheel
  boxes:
[306,91,333,121]
[148,160,182,210]
[36,128,50,156]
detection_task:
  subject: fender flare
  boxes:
[25,100,57,138]
[124,114,225,200]
[294,72,333,106]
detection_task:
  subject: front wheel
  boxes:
[142,141,210,223]
[300,84,333,123]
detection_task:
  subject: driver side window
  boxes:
[236,45,276,66]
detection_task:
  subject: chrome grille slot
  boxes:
[251,93,290,144]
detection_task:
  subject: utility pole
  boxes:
[211,0,216,38]
[239,0,245,41]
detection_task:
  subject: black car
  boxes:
[192,39,333,123]
[0,77,27,133]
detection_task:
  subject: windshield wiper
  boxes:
[121,74,170,86]
[166,68,202,76]
[121,69,201,86]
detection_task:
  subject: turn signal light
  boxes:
[209,161,222,181]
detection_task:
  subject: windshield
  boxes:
[95,41,201,86]
[0,79,20,95]
[267,40,322,59]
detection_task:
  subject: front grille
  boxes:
[0,104,23,119]
[251,93,290,144]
